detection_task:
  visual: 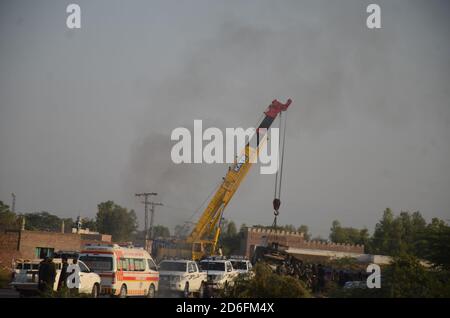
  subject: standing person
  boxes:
[38,256,56,296]
[317,264,325,293]
[57,257,69,291]
[311,264,318,293]
[338,270,345,287]
[46,256,57,294]
[68,257,80,296]
[38,257,49,293]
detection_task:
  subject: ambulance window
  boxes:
[134,259,145,271]
[129,259,135,271]
[120,258,130,271]
[79,256,113,272]
[148,259,157,271]
[188,262,195,273]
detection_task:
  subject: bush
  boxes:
[0,268,12,288]
[222,263,311,298]
[329,254,450,298]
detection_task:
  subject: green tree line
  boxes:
[0,200,139,242]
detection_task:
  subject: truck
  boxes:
[199,258,239,291]
[158,259,207,297]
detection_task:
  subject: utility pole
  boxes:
[11,193,16,213]
[135,193,162,249]
[149,201,163,240]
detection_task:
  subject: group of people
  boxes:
[37,255,79,296]
[275,257,327,292]
[275,256,368,294]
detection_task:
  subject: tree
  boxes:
[371,208,395,254]
[298,225,311,240]
[329,220,369,246]
[0,201,18,230]
[330,254,450,298]
[24,211,67,232]
[370,209,427,256]
[375,254,450,298]
[96,201,138,242]
[415,218,450,270]
[81,217,97,231]
[152,225,170,238]
[174,223,191,238]
[329,220,342,242]
[220,220,242,256]
[133,225,170,243]
[225,220,237,237]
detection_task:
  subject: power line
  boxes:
[149,201,163,240]
[135,193,162,248]
[11,193,16,213]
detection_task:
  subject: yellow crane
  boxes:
[158,99,292,260]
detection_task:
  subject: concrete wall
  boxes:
[18,230,82,259]
[0,231,21,269]
[80,233,112,242]
[241,227,365,258]
[0,229,111,271]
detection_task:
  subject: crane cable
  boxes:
[272,111,288,229]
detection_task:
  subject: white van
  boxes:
[79,243,159,298]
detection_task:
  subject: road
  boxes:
[0,288,20,298]
[0,288,183,298]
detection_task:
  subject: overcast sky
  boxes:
[1,0,449,237]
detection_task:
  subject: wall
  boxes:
[241,227,364,258]
[0,231,21,269]
[80,233,112,242]
[18,230,82,259]
[0,229,111,271]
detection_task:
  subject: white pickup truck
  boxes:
[230,259,253,274]
[158,259,207,297]
[199,259,239,290]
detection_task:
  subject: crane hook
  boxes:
[273,198,281,212]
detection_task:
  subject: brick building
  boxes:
[0,229,111,270]
[240,227,365,261]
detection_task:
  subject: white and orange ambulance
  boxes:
[79,243,159,298]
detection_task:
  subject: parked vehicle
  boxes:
[229,258,253,275]
[199,259,239,290]
[158,259,207,297]
[10,259,41,297]
[79,243,159,298]
[343,281,367,289]
[10,258,101,297]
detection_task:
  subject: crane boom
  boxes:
[185,99,292,259]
